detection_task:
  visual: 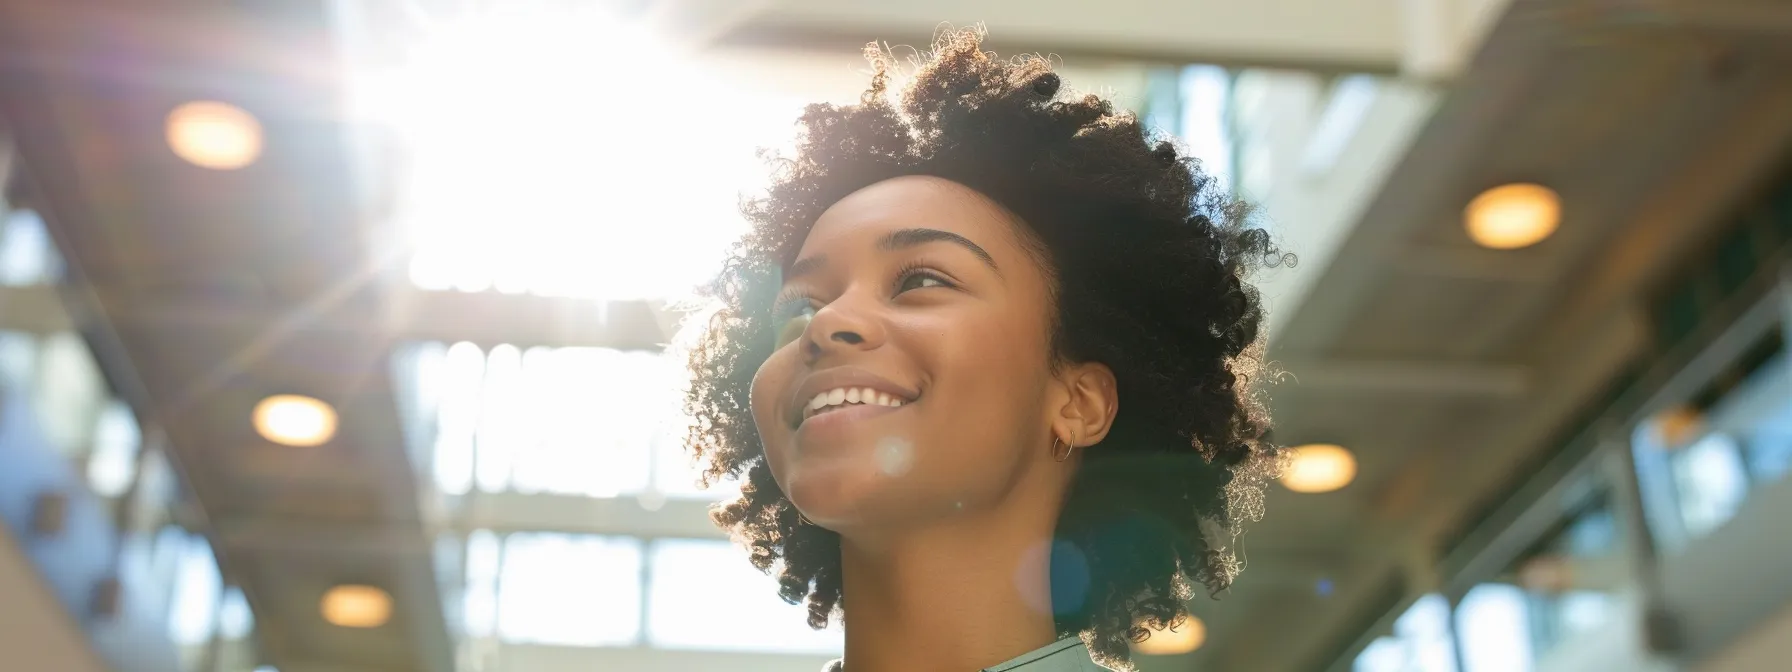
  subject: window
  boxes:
[87,399,142,498]
[1510,494,1621,656]
[1633,335,1788,548]
[1455,583,1533,672]
[167,533,223,646]
[0,330,34,393]
[1668,434,1749,537]
[459,532,644,646]
[646,538,843,654]
[0,208,61,286]
[218,586,255,640]
[1352,594,1456,672]
[1301,75,1379,176]
[416,342,720,499]
[1178,65,1234,188]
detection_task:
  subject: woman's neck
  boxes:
[835,483,1066,672]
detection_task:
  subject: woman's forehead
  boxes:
[798,176,1026,258]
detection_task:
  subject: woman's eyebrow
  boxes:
[877,228,1000,274]
[784,254,829,283]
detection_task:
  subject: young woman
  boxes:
[685,28,1289,672]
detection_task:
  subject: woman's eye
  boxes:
[896,271,949,294]
[773,303,816,349]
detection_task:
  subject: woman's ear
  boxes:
[1053,361,1118,448]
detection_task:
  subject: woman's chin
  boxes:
[782,458,895,528]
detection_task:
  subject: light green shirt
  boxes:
[822,636,1112,671]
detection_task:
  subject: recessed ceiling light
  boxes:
[1651,404,1705,448]
[253,395,338,447]
[1465,183,1560,249]
[320,584,391,628]
[1280,443,1357,493]
[1134,616,1206,655]
[166,100,263,170]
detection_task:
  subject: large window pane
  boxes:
[1513,495,1622,656]
[1352,594,1456,672]
[1634,345,1788,548]
[646,538,843,654]
[1455,583,1533,672]
[1669,434,1748,537]
[1178,65,1233,187]
[418,342,695,498]
[87,399,142,498]
[0,209,61,285]
[495,533,642,646]
[168,533,222,646]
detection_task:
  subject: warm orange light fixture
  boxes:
[1465,183,1560,249]
[321,584,391,628]
[166,100,263,170]
[1281,443,1357,493]
[253,395,338,447]
[1135,616,1206,655]
[1652,404,1705,448]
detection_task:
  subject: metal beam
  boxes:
[1278,359,1530,398]
[1393,244,1555,283]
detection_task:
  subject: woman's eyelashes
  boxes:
[772,297,817,349]
[892,262,957,294]
[768,263,960,349]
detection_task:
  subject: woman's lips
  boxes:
[795,399,911,436]
[787,367,921,428]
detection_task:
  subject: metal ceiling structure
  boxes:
[2,1,1791,671]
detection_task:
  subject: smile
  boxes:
[787,367,922,429]
[804,387,908,420]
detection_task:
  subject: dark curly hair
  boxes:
[683,27,1289,669]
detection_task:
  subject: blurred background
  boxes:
[2,1,1791,671]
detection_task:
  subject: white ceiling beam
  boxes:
[0,285,669,350]
[705,0,1409,73]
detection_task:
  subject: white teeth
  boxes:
[805,386,911,418]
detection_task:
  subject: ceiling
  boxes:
[1232,2,1792,670]
[2,1,1791,671]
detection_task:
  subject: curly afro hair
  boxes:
[683,27,1290,669]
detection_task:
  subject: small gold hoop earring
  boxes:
[1052,432,1076,462]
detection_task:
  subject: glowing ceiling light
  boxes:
[1135,616,1206,655]
[253,395,338,447]
[1280,443,1357,493]
[1651,404,1705,448]
[165,101,263,170]
[1465,183,1560,249]
[320,584,391,628]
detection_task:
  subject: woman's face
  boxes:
[750,175,1062,530]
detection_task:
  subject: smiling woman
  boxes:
[685,28,1291,672]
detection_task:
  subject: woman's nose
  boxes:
[802,290,885,361]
